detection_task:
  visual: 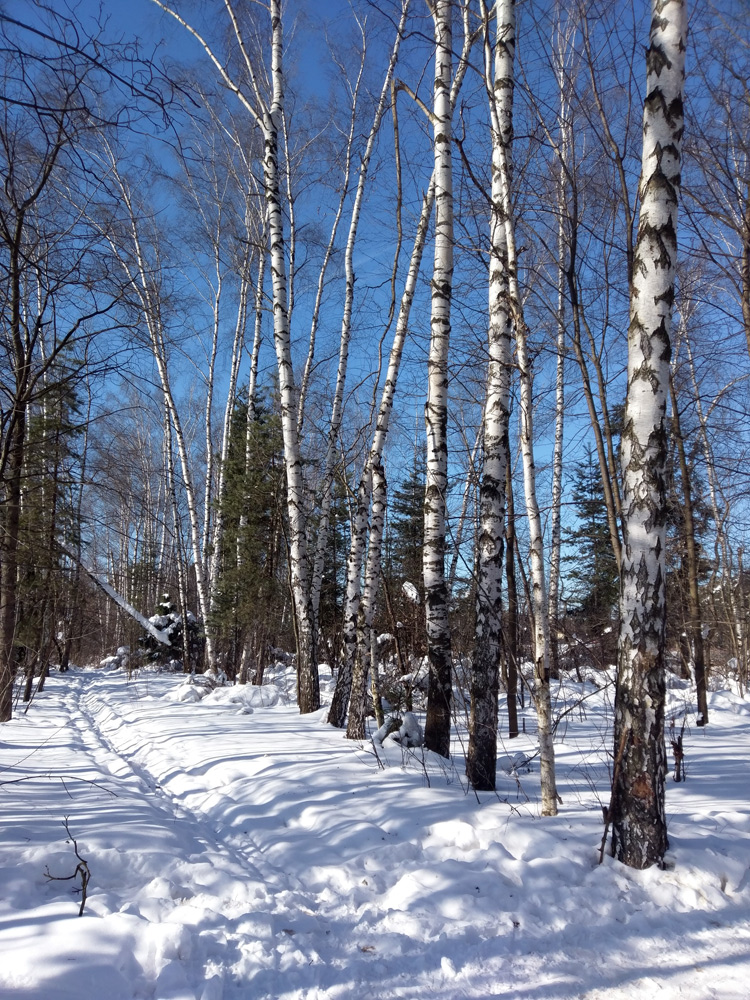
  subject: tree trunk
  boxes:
[548,54,571,679]
[423,0,454,759]
[347,460,387,740]
[468,0,514,792]
[612,0,686,870]
[0,415,24,721]
[153,0,319,709]
[262,1,318,712]
[485,0,558,813]
[505,458,520,737]
[328,179,435,729]
[330,0,475,733]
[310,1,411,627]
[669,370,708,725]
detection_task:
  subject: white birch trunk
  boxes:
[309,1,411,625]
[328,178,436,729]
[486,0,559,815]
[100,155,216,670]
[685,335,738,657]
[208,237,253,598]
[263,0,318,712]
[331,0,473,733]
[297,37,366,437]
[423,0,454,760]
[448,427,481,596]
[346,459,387,740]
[548,51,571,675]
[75,566,173,648]
[152,0,319,711]
[163,400,193,672]
[201,257,222,574]
[468,0,514,792]
[280,107,296,330]
[612,0,687,869]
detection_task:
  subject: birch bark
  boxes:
[330,0,473,734]
[484,0,559,813]
[309,1,411,625]
[328,179,435,729]
[684,335,740,683]
[668,364,708,725]
[467,0,514,791]
[263,1,318,712]
[152,0,318,711]
[423,0,455,759]
[612,0,687,869]
[548,31,572,679]
[296,33,366,437]
[101,157,216,670]
[347,460,387,740]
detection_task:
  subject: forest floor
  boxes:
[0,662,749,999]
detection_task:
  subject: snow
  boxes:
[2,666,750,1000]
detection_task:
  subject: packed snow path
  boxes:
[1,667,750,999]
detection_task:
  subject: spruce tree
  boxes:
[209,389,286,677]
[563,447,620,629]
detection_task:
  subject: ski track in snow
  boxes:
[1,667,750,1000]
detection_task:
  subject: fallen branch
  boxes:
[58,545,171,646]
[0,774,117,797]
[44,818,91,916]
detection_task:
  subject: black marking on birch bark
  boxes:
[646,39,671,76]
[644,89,684,130]
[636,222,676,272]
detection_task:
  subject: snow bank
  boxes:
[1,670,749,1000]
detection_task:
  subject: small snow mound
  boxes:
[402,581,420,604]
[167,684,203,703]
[427,820,480,852]
[441,956,458,978]
[396,712,423,748]
[372,712,423,748]
[498,751,533,774]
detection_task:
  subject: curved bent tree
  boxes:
[611,0,687,869]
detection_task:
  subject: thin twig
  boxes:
[44,818,91,916]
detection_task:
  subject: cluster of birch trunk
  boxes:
[3,0,749,869]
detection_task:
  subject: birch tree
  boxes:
[327,178,436,729]
[475,0,558,813]
[422,0,456,759]
[346,459,387,740]
[330,0,474,735]
[101,152,217,669]
[467,0,514,792]
[547,12,575,678]
[152,0,319,710]
[668,357,708,725]
[309,1,411,629]
[611,0,687,869]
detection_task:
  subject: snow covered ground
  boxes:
[1,664,749,1000]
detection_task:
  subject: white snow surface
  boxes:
[1,666,750,1000]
